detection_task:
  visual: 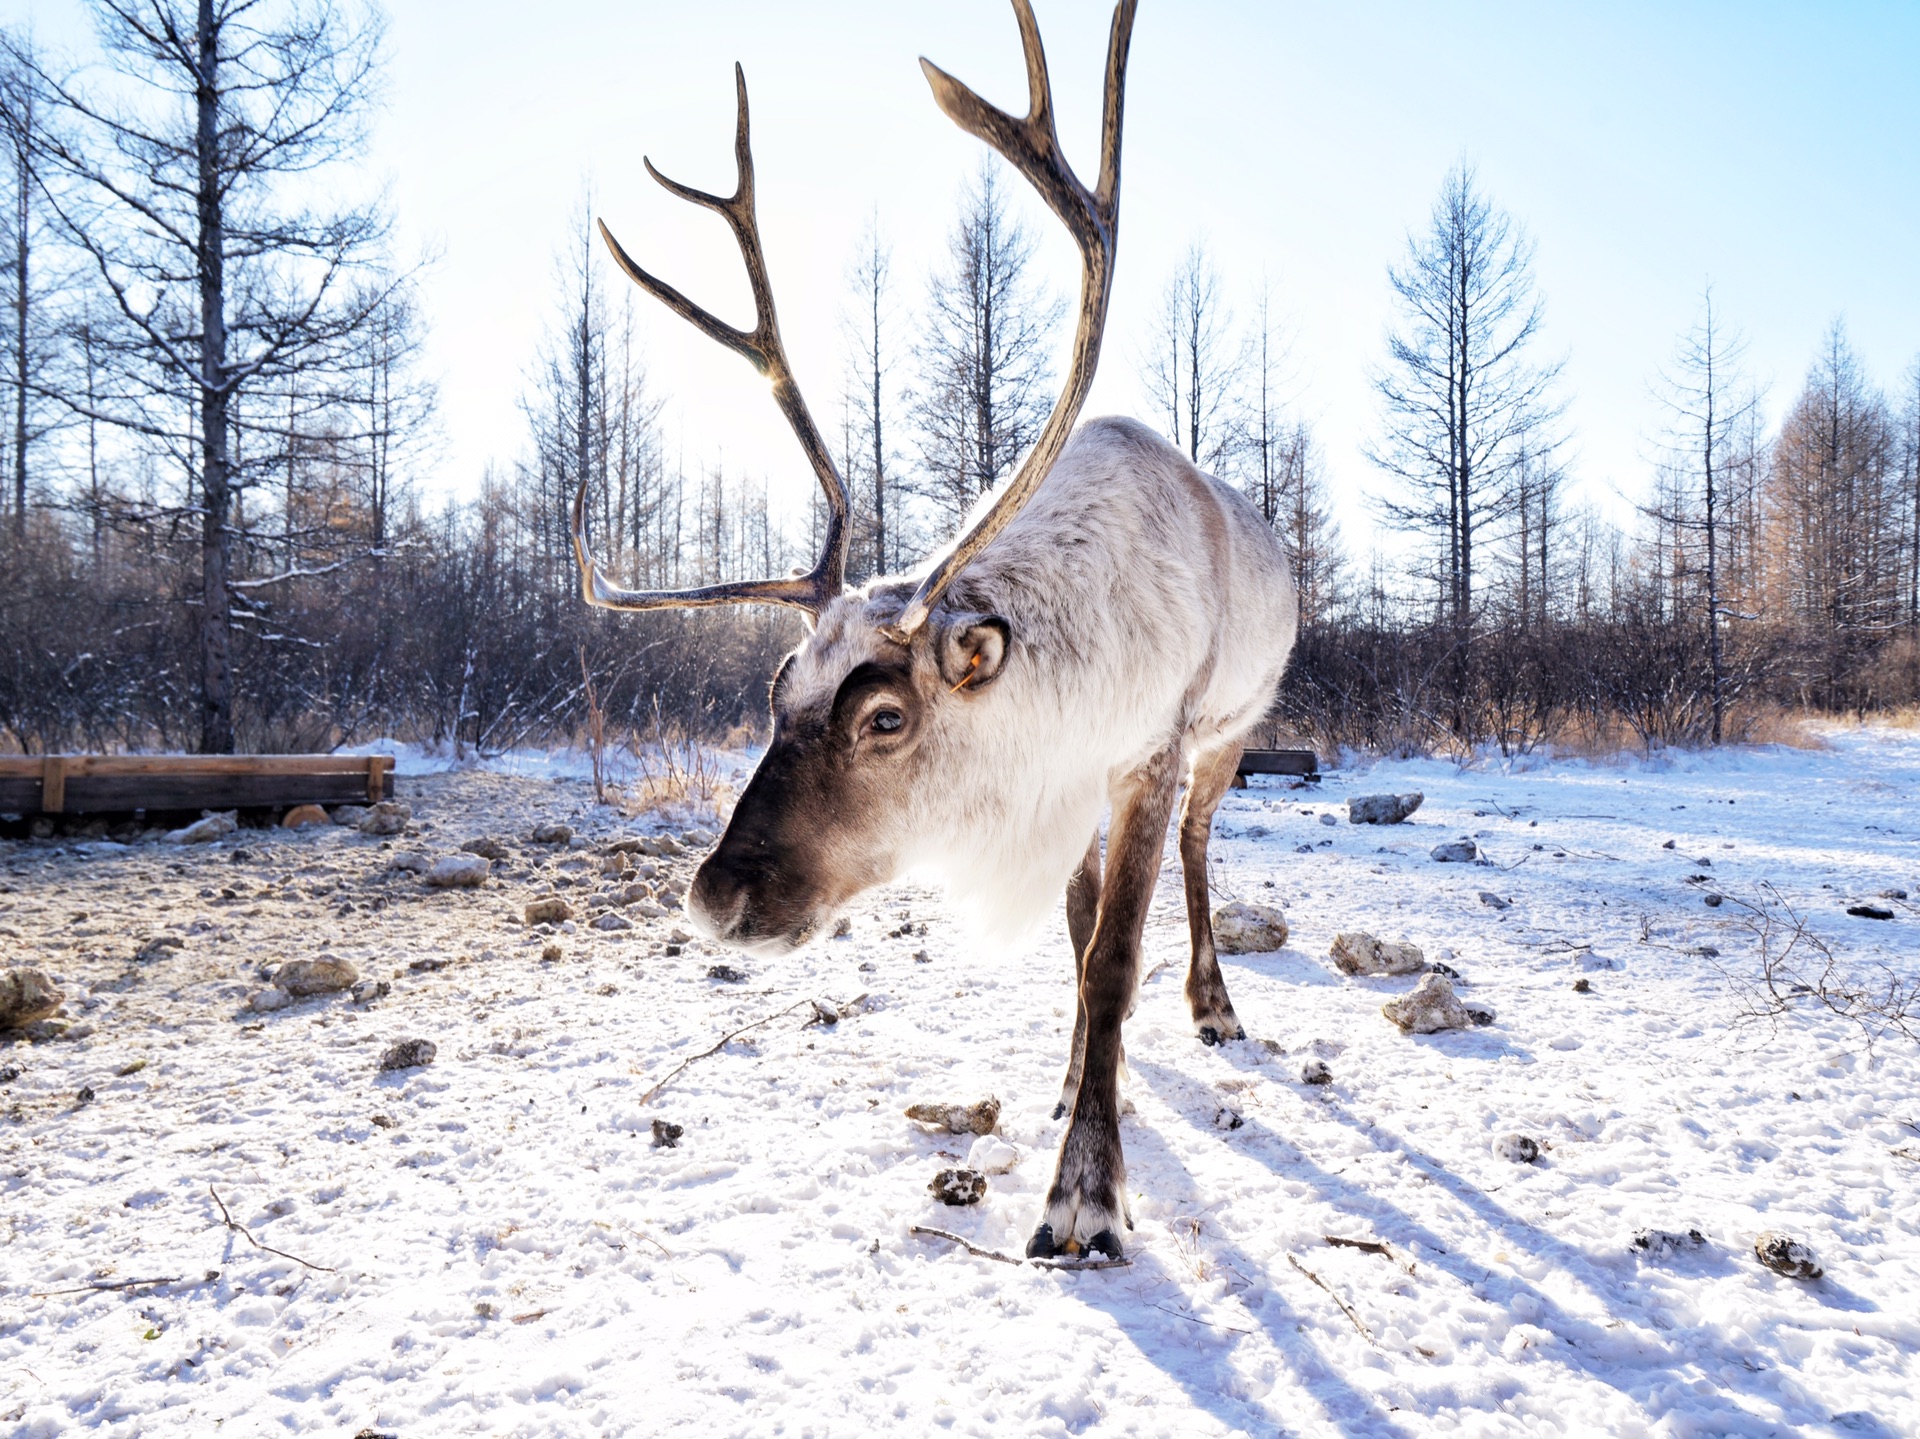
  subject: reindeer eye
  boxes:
[870,709,904,735]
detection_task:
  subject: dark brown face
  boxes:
[685,614,1009,955]
[686,653,926,955]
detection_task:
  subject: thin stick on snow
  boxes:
[637,999,818,1107]
[209,1186,336,1273]
[1288,1253,1373,1343]
[910,1226,1132,1271]
[31,1276,184,1297]
[1152,1302,1253,1335]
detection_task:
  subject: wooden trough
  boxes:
[1233,748,1319,787]
[0,754,394,817]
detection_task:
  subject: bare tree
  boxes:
[1368,164,1564,633]
[841,215,904,577]
[9,0,391,752]
[1643,287,1760,741]
[1763,320,1900,700]
[1140,241,1241,468]
[911,161,1062,528]
[1897,353,1920,634]
[0,43,65,540]
[1502,433,1568,630]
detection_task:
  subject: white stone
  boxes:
[166,811,237,845]
[1212,901,1289,954]
[423,854,490,889]
[1329,931,1426,976]
[1381,972,1495,1033]
[964,1134,1020,1174]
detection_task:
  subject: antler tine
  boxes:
[581,64,850,619]
[886,0,1137,643]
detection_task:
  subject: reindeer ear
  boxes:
[935,615,1011,693]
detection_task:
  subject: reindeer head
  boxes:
[573,1,1134,953]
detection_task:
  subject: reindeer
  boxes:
[573,0,1298,1259]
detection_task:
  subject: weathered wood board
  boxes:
[1236,748,1319,778]
[0,755,393,816]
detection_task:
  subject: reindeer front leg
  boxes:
[1053,828,1103,1120]
[1030,743,1181,1261]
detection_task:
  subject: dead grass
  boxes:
[1726,703,1830,750]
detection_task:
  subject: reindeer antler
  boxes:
[576,64,850,618]
[885,0,1136,643]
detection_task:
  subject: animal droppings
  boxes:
[1632,1228,1707,1257]
[377,1039,437,1072]
[1493,1133,1540,1164]
[928,1168,986,1206]
[1754,1232,1822,1279]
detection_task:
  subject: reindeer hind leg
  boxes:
[1181,743,1246,1046]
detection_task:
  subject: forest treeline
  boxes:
[1,3,1917,761]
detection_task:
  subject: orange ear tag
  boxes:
[948,653,983,694]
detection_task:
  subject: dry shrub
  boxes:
[619,722,735,827]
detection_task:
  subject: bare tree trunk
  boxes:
[11,114,25,537]
[195,0,234,754]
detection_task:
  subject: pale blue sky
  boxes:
[8,1,1919,554]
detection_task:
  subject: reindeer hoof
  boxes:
[1086,1229,1124,1260]
[1197,1023,1244,1046]
[1050,1102,1068,1121]
[1026,1223,1059,1259]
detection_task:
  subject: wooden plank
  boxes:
[0,756,380,779]
[1237,748,1319,777]
[0,752,392,816]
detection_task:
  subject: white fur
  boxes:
[781,416,1299,940]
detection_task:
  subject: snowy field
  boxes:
[3,729,1919,1437]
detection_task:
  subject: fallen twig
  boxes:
[1289,1252,1373,1343]
[1324,1233,1417,1275]
[1152,1302,1252,1335]
[31,1276,183,1298]
[910,1225,1132,1271]
[638,999,819,1106]
[209,1186,336,1273]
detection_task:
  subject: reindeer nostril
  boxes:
[688,867,747,942]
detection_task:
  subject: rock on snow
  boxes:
[1380,971,1495,1032]
[1211,900,1289,954]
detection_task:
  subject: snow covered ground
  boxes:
[3,729,1918,1437]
